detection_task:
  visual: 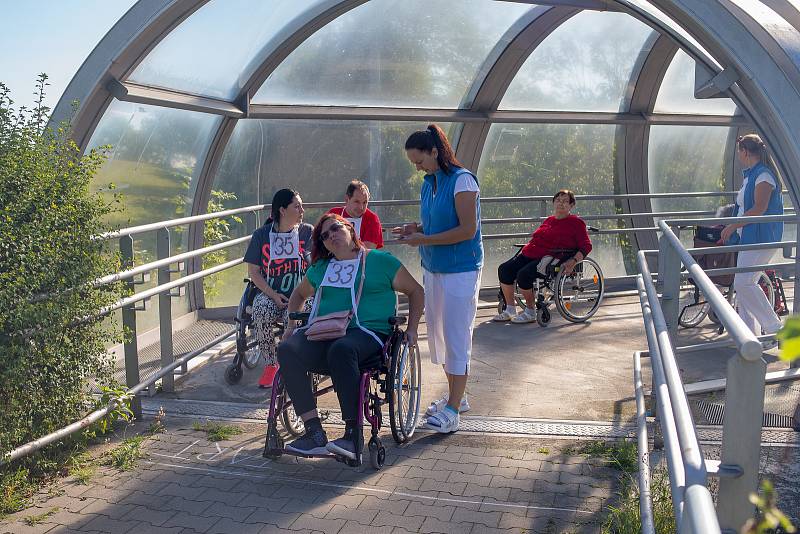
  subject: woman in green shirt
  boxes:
[278,213,424,461]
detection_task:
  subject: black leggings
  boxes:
[277,328,386,422]
[497,254,545,290]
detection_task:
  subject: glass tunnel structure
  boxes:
[50,0,800,323]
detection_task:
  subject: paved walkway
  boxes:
[2,419,623,534]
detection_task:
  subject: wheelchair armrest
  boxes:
[513,243,526,248]
[388,316,407,326]
[289,312,311,322]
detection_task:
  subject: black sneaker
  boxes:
[286,427,328,455]
[325,426,362,460]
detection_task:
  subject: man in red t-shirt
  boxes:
[327,180,384,249]
[494,189,592,323]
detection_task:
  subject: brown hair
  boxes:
[404,124,462,174]
[311,213,364,264]
[737,133,781,180]
[345,180,370,198]
[552,189,576,205]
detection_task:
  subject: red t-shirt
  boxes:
[327,207,384,248]
[521,215,592,260]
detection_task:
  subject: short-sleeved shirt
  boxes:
[305,250,401,334]
[327,207,384,248]
[243,222,313,297]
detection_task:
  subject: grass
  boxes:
[0,468,36,519]
[23,507,59,526]
[560,440,675,534]
[104,435,146,471]
[192,421,243,442]
[537,447,550,455]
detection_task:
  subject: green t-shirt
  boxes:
[305,250,402,334]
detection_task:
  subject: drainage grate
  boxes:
[697,400,797,429]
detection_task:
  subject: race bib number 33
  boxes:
[321,258,360,288]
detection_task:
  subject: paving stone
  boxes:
[199,501,257,521]
[158,483,207,500]
[499,511,537,530]
[207,518,266,534]
[489,475,532,491]
[533,480,579,497]
[356,496,410,515]
[232,480,280,498]
[448,471,492,486]
[407,467,450,482]
[245,509,301,529]
[280,501,333,517]
[1,522,58,534]
[117,490,167,508]
[197,487,246,506]
[404,501,456,522]
[37,496,97,514]
[314,492,365,509]
[123,526,184,534]
[371,510,425,531]
[474,463,516,478]
[470,526,521,534]
[419,516,474,534]
[325,503,378,525]
[452,508,502,528]
[516,468,559,483]
[163,511,220,533]
[459,454,502,467]
[578,484,611,499]
[498,458,540,470]
[192,475,242,491]
[288,515,345,533]
[338,520,388,534]
[377,473,423,491]
[121,505,176,526]
[434,459,477,474]
[81,515,140,533]
[560,472,613,487]
[539,462,583,475]
[157,496,213,515]
[507,489,556,506]
[79,500,137,519]
[386,456,438,470]
[461,484,510,500]
[444,446,486,456]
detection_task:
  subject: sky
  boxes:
[0,0,137,111]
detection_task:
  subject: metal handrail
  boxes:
[1,328,235,466]
[633,350,655,534]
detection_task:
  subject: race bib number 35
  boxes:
[270,231,299,260]
[321,258,359,288]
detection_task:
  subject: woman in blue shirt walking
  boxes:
[720,134,784,335]
[394,124,483,433]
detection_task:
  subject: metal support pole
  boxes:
[658,230,682,340]
[793,214,799,369]
[716,354,767,531]
[156,228,174,393]
[119,236,142,419]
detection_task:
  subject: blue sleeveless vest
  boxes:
[419,167,483,273]
[737,162,783,245]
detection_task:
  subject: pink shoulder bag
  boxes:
[305,251,367,341]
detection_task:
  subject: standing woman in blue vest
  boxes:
[720,134,784,335]
[394,124,483,434]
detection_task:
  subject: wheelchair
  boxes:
[263,313,421,470]
[497,245,605,327]
[224,279,275,385]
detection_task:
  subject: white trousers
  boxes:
[733,249,782,335]
[423,269,481,375]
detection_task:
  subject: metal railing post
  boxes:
[658,229,682,339]
[716,353,767,531]
[156,228,174,393]
[119,236,142,419]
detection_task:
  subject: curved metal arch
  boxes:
[455,5,580,171]
[49,0,209,151]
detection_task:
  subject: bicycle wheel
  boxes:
[388,335,421,444]
[554,258,605,322]
[678,285,709,328]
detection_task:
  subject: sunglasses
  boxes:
[320,222,346,241]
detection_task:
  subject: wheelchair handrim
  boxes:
[396,344,421,438]
[555,258,604,321]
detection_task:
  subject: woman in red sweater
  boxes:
[494,190,592,323]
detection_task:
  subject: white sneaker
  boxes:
[511,308,537,324]
[426,394,470,416]
[492,309,515,322]
[423,408,460,433]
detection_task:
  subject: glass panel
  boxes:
[648,125,733,227]
[654,50,737,115]
[206,119,460,307]
[128,0,323,99]
[87,101,221,331]
[476,124,629,280]
[500,11,653,111]
[252,0,531,108]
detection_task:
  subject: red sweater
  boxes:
[521,215,592,260]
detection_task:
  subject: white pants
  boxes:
[734,249,782,335]
[423,269,481,375]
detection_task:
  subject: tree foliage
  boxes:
[0,75,121,462]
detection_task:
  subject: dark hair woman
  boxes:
[719,134,784,336]
[278,213,424,461]
[393,123,483,434]
[243,188,313,387]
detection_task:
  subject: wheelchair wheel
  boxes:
[224,363,243,385]
[242,342,260,370]
[554,258,604,323]
[388,336,421,444]
[678,286,709,328]
[279,374,320,437]
[368,436,385,470]
[536,307,550,327]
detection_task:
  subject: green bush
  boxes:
[0,76,121,466]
